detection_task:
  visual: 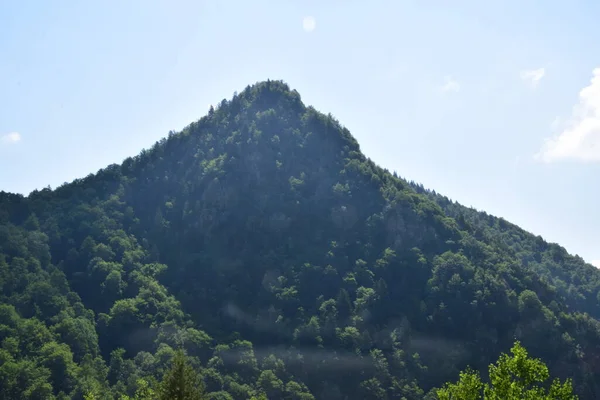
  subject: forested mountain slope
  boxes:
[1,80,600,399]
[412,183,600,320]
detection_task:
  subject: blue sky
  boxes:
[1,0,599,266]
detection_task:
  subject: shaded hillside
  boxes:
[1,80,600,399]
[412,183,600,320]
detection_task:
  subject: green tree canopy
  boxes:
[437,341,577,400]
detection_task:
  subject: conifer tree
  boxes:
[159,349,205,400]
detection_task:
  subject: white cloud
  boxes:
[591,260,600,268]
[441,77,460,93]
[520,68,546,88]
[1,132,21,144]
[535,68,600,163]
[302,16,316,33]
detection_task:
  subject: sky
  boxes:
[1,0,599,266]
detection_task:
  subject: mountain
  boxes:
[1,80,600,399]
[415,185,600,319]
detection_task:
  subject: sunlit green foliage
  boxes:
[437,341,577,400]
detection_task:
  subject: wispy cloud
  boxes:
[520,68,546,88]
[441,76,460,93]
[302,16,316,33]
[592,260,600,268]
[1,132,21,145]
[535,68,600,163]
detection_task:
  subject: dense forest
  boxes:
[1,80,599,399]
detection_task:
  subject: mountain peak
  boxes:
[2,80,600,399]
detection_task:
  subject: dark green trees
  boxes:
[158,350,205,400]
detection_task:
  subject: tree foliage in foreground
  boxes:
[437,341,577,400]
